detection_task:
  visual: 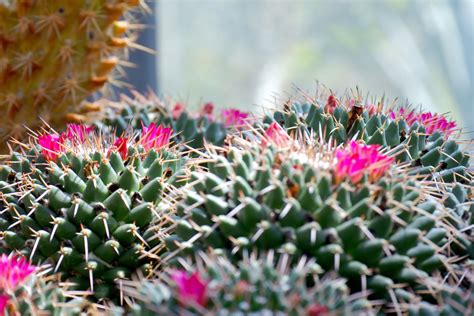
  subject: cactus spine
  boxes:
[0,0,142,149]
[0,124,181,302]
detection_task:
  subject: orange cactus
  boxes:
[0,0,142,149]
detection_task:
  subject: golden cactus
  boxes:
[0,0,143,147]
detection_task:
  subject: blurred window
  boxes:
[156,0,473,130]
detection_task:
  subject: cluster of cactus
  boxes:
[0,87,472,315]
[123,252,373,315]
[0,254,85,315]
[265,95,469,183]
[99,92,250,148]
[0,123,182,302]
[168,134,472,312]
[0,0,143,149]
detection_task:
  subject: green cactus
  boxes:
[406,278,474,316]
[4,273,85,315]
[99,93,244,148]
[0,125,183,302]
[0,253,86,315]
[263,95,468,184]
[166,135,472,312]
[123,252,374,315]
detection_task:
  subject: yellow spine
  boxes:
[0,0,141,146]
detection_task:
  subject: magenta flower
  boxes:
[202,102,214,115]
[262,122,291,148]
[172,103,185,120]
[110,137,128,160]
[335,141,394,184]
[325,95,338,114]
[140,123,173,151]
[201,102,215,120]
[389,108,456,137]
[171,270,208,307]
[63,124,94,143]
[388,108,417,126]
[221,109,249,128]
[38,133,65,161]
[0,254,36,292]
[307,304,329,316]
[0,295,8,315]
[366,104,377,116]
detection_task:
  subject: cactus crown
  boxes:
[0,123,183,302]
[124,251,374,315]
[0,254,85,315]
[100,92,251,149]
[166,125,472,313]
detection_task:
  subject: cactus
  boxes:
[0,0,143,149]
[166,130,472,313]
[0,254,85,315]
[99,93,250,148]
[0,67,471,313]
[264,93,469,184]
[123,252,374,315]
[406,277,474,316]
[0,124,182,302]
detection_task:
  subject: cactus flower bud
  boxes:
[262,122,291,148]
[335,141,393,184]
[221,109,249,128]
[140,123,173,151]
[0,254,36,292]
[38,133,65,161]
[171,270,208,307]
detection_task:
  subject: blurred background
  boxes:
[128,0,473,131]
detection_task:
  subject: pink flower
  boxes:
[262,122,291,148]
[335,141,394,184]
[110,137,128,160]
[201,102,215,120]
[202,102,214,115]
[38,133,65,161]
[63,124,94,143]
[325,95,338,114]
[171,270,208,307]
[417,112,457,136]
[389,108,456,137]
[140,123,173,151]
[307,304,329,316]
[221,108,249,128]
[366,104,377,116]
[0,295,8,315]
[0,254,36,292]
[172,103,185,120]
[389,108,417,126]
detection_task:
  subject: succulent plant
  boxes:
[0,124,182,302]
[123,252,374,315]
[166,128,472,313]
[263,93,469,184]
[98,93,250,148]
[403,273,474,316]
[0,0,143,149]
[0,254,85,315]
